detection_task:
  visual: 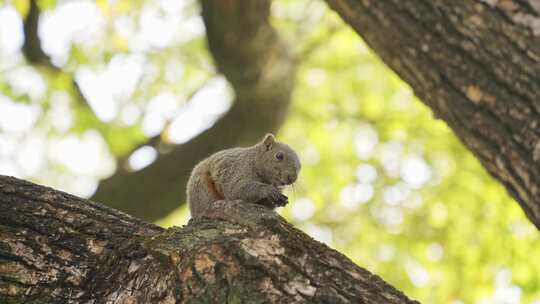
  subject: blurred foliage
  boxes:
[0,0,213,190]
[1,0,539,303]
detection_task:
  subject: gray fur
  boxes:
[187,133,301,218]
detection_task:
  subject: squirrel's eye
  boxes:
[275,152,284,161]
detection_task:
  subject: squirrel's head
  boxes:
[256,133,301,187]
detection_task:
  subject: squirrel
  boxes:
[187,133,301,218]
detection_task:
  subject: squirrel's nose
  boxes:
[287,174,296,184]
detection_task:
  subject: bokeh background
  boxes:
[1,0,539,303]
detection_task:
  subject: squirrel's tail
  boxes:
[187,165,220,218]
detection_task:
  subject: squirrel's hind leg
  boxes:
[188,162,228,218]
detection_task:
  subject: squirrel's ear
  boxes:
[262,133,275,150]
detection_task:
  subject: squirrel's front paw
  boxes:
[274,193,289,207]
[265,186,289,207]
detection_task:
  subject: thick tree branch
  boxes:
[0,175,165,303]
[325,0,540,229]
[92,0,296,221]
[0,175,417,303]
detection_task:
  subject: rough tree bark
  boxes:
[92,0,296,222]
[0,175,418,303]
[325,0,540,229]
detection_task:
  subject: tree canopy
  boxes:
[0,0,539,303]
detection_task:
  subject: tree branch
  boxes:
[22,0,51,66]
[325,0,540,229]
[0,175,417,303]
[22,0,97,118]
[92,0,296,222]
[0,175,164,303]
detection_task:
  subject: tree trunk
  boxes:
[92,0,296,222]
[325,0,540,229]
[0,175,418,303]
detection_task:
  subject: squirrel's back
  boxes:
[187,147,255,216]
